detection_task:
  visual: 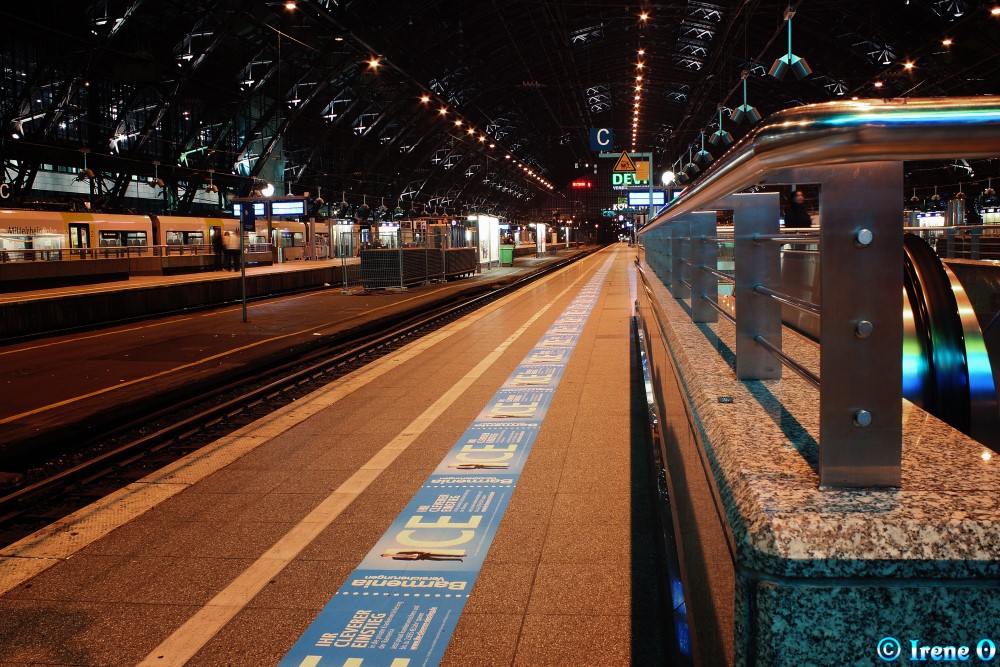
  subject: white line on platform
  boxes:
[136,261,595,667]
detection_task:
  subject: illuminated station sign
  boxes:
[610,152,650,190]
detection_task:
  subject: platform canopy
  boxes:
[1,1,998,219]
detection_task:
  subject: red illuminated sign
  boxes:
[571,179,592,189]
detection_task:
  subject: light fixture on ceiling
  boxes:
[683,147,700,176]
[709,107,733,146]
[695,132,713,165]
[769,7,812,80]
[205,169,218,193]
[148,160,164,188]
[674,160,689,184]
[731,73,761,124]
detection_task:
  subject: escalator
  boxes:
[902,233,999,450]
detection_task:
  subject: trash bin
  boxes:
[499,245,514,266]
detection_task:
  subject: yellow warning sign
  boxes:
[634,160,649,182]
[612,151,637,173]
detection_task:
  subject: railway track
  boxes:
[0,251,589,547]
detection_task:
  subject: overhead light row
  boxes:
[632,8,649,152]
[417,94,552,189]
[632,51,644,153]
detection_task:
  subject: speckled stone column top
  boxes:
[645,276,1000,580]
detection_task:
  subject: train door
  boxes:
[68,223,90,256]
[271,227,282,262]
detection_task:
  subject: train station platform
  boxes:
[0,245,672,665]
[0,247,592,457]
[0,246,569,341]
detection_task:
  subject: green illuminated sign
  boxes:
[611,172,648,186]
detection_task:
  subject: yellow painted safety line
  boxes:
[0,284,460,425]
[0,317,198,357]
[136,258,595,667]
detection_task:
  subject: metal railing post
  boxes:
[689,212,718,323]
[642,226,671,286]
[670,218,691,300]
[971,226,982,260]
[803,162,904,487]
[725,192,783,380]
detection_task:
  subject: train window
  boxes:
[292,232,304,246]
[99,231,122,247]
[126,231,148,246]
[165,231,205,245]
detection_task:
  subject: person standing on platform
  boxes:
[211,228,224,270]
[223,230,241,271]
[785,190,813,228]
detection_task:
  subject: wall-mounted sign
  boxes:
[627,190,666,206]
[232,202,266,217]
[570,179,592,189]
[271,200,305,216]
[0,182,10,199]
[611,172,648,188]
[612,152,637,172]
[589,128,613,152]
[239,204,256,233]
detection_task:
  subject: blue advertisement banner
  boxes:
[279,255,615,667]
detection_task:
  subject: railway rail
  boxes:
[0,250,591,547]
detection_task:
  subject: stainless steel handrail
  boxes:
[700,265,734,283]
[753,285,821,317]
[642,96,1000,234]
[754,335,821,389]
[702,295,736,324]
[753,233,820,244]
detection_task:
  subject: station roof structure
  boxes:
[1,1,999,219]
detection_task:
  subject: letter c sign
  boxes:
[0,183,10,199]
[589,128,613,152]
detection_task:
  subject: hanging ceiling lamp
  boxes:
[694,132,713,165]
[204,168,218,193]
[76,149,95,181]
[769,7,812,80]
[683,147,700,177]
[674,160,689,184]
[930,185,943,210]
[709,107,733,147]
[731,72,761,124]
[983,176,997,204]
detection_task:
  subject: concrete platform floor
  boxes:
[0,244,673,666]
